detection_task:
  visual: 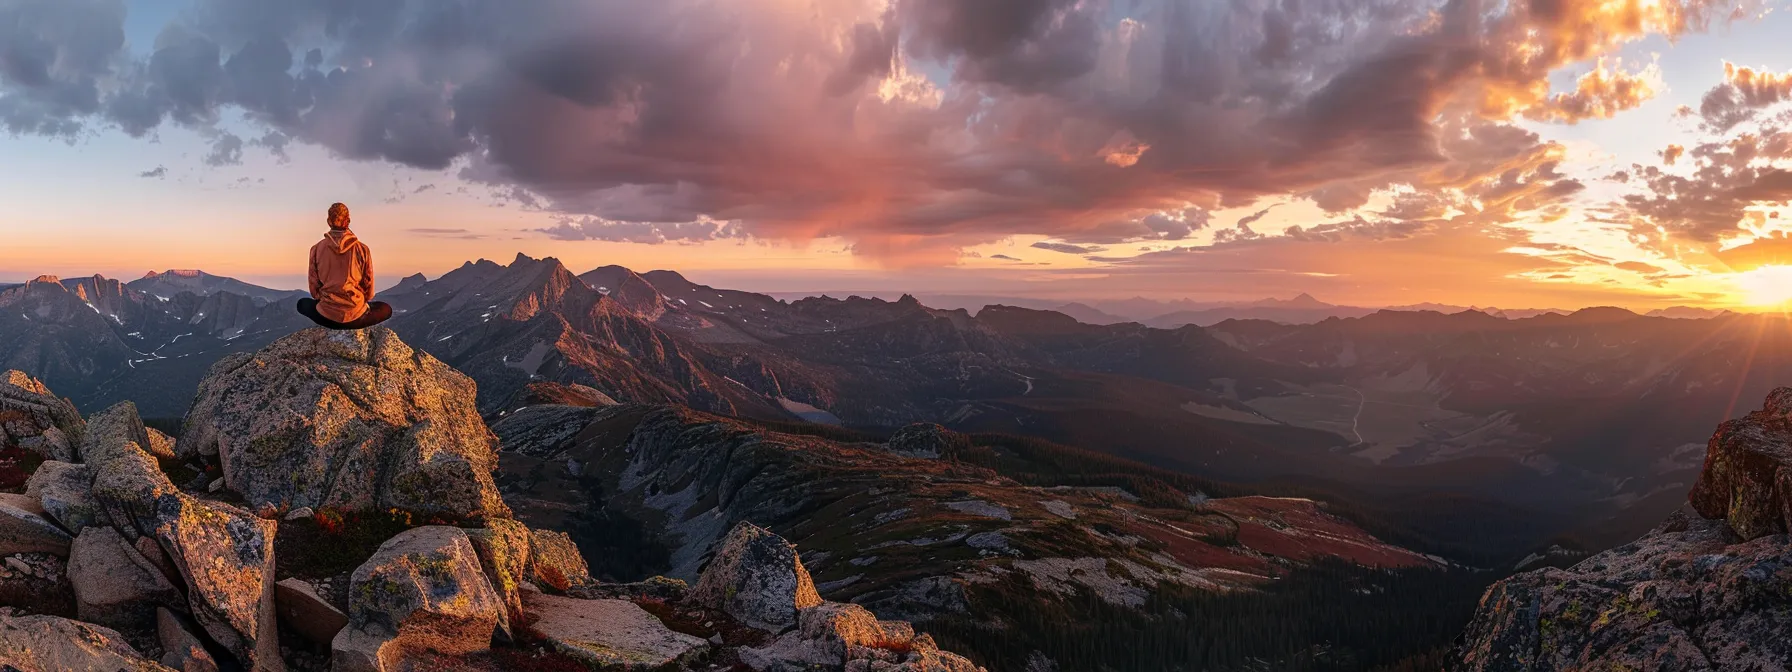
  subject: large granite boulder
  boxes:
[691,521,823,632]
[68,526,184,630]
[1689,386,1792,540]
[24,460,101,532]
[0,370,83,462]
[181,327,508,521]
[465,519,531,635]
[153,493,282,672]
[84,402,182,540]
[743,601,984,671]
[333,525,502,671]
[0,612,171,671]
[527,527,592,591]
[522,589,707,669]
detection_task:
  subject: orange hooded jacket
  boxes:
[309,229,374,323]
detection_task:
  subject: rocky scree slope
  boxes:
[495,400,1438,665]
[1452,387,1792,670]
[0,328,983,672]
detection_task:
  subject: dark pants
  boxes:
[297,298,393,330]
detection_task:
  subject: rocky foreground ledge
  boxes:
[1452,389,1792,671]
[0,327,983,672]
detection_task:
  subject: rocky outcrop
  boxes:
[522,589,707,669]
[24,460,100,532]
[85,402,181,539]
[0,611,172,671]
[0,370,83,462]
[68,526,183,630]
[333,526,502,671]
[691,522,823,632]
[1688,386,1792,540]
[1455,389,1792,671]
[181,327,508,521]
[153,493,282,672]
[884,423,965,459]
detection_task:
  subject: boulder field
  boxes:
[0,327,983,672]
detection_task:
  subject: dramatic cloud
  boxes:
[1524,59,1662,125]
[0,0,1764,263]
[1698,61,1792,131]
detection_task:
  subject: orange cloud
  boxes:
[1523,59,1661,124]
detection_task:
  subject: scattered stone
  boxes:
[522,590,707,669]
[283,506,314,521]
[0,551,75,617]
[68,526,183,630]
[152,493,282,672]
[208,478,224,493]
[527,527,591,591]
[1039,500,1077,520]
[274,578,348,646]
[0,499,73,557]
[0,611,170,671]
[158,607,221,672]
[691,522,823,632]
[25,460,100,532]
[333,526,501,671]
[181,328,509,521]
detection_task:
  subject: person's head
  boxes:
[327,202,351,230]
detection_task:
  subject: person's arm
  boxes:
[308,245,324,300]
[360,243,376,302]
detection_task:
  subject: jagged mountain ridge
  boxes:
[129,269,305,304]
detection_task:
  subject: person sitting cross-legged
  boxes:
[296,202,392,330]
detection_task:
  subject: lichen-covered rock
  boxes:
[181,327,508,521]
[158,607,221,672]
[153,493,282,672]
[274,577,348,646]
[691,521,823,632]
[333,525,501,671]
[84,403,181,540]
[25,460,100,532]
[0,370,84,462]
[466,518,531,635]
[0,493,45,517]
[522,590,707,669]
[745,601,913,667]
[144,426,178,460]
[0,551,75,617]
[527,527,591,591]
[0,612,171,671]
[1454,507,1792,671]
[68,526,183,630]
[1689,387,1792,540]
[884,424,965,459]
[0,499,72,557]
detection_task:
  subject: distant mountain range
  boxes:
[0,259,1772,562]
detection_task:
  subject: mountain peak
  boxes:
[29,275,61,285]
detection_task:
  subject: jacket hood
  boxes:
[324,229,359,254]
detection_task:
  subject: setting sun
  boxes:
[1732,265,1792,306]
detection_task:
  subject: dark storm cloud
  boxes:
[0,0,1761,261]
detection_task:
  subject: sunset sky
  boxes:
[6,0,1792,309]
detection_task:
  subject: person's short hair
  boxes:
[328,202,350,228]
